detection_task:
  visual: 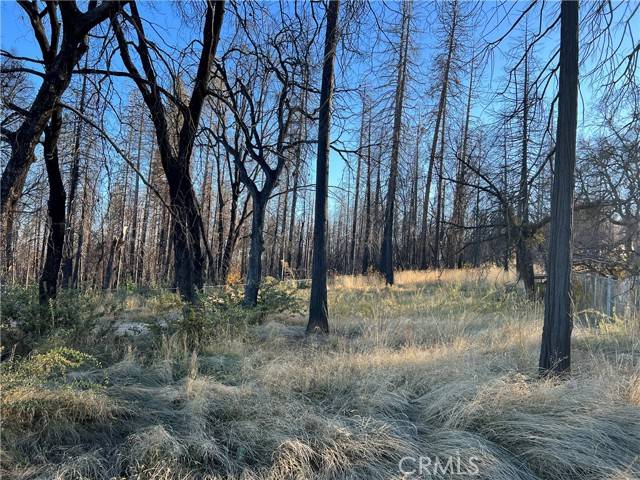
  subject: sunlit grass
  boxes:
[2,268,639,479]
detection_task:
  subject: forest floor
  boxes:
[2,268,639,479]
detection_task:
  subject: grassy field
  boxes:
[2,268,639,479]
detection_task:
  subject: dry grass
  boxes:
[2,268,639,479]
[331,266,516,290]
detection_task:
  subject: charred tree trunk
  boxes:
[408,123,422,268]
[432,111,447,269]
[127,111,144,283]
[244,194,266,306]
[516,37,536,296]
[61,60,89,288]
[539,0,579,376]
[269,188,283,275]
[113,0,225,302]
[39,109,66,305]
[219,166,242,284]
[286,82,308,273]
[448,63,473,268]
[307,0,340,334]
[502,140,511,272]
[167,172,204,300]
[137,139,156,283]
[350,97,367,273]
[379,2,410,284]
[115,138,131,289]
[200,112,215,280]
[72,169,92,288]
[215,152,226,281]
[278,173,290,278]
[103,233,120,290]
[287,158,301,269]
[361,108,373,274]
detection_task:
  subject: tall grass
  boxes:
[1,268,638,479]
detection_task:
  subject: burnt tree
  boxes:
[379,1,410,284]
[112,0,224,301]
[307,0,340,333]
[39,108,65,305]
[539,0,579,376]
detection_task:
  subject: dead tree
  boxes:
[211,2,315,306]
[516,37,536,295]
[112,0,224,301]
[379,0,410,285]
[447,61,474,268]
[349,94,368,273]
[307,0,340,334]
[419,0,459,268]
[61,58,90,288]
[540,0,579,376]
[361,98,374,274]
[39,108,65,305]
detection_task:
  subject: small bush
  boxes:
[1,287,43,354]
[176,278,303,346]
[0,288,120,356]
[0,347,100,386]
[258,276,303,314]
[146,289,184,313]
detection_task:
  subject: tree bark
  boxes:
[244,195,266,306]
[39,109,66,305]
[307,0,340,334]
[539,0,579,376]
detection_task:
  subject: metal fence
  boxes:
[574,273,640,322]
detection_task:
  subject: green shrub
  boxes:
[0,347,100,387]
[176,278,303,347]
[146,289,183,313]
[0,288,118,357]
[258,277,303,314]
[1,286,43,356]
